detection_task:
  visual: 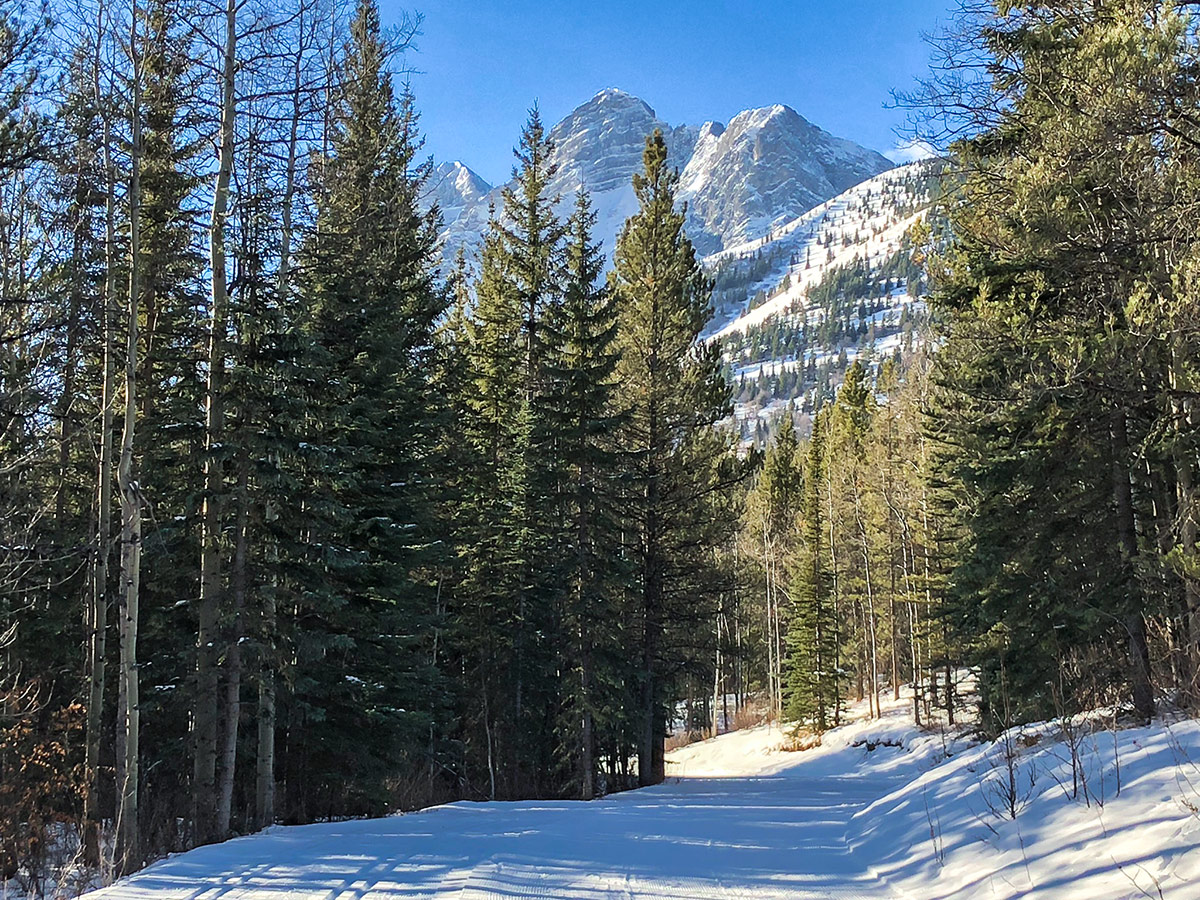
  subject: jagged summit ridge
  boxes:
[426,161,491,235]
[679,103,893,254]
[437,88,892,263]
[543,89,694,197]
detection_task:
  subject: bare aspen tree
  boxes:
[117,0,145,872]
[198,0,240,844]
[255,0,327,831]
[84,1,119,864]
[216,456,248,835]
[192,0,238,845]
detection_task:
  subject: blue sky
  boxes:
[386,0,958,186]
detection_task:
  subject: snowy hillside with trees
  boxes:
[705,160,944,443]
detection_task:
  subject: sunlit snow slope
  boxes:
[707,161,939,341]
[708,159,944,442]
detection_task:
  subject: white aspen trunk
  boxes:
[898,518,921,727]
[117,10,144,870]
[1169,346,1200,699]
[919,430,937,720]
[884,445,902,702]
[889,523,900,701]
[761,525,776,721]
[826,475,841,726]
[194,0,237,844]
[217,458,248,836]
[856,494,880,719]
[712,611,721,737]
[84,27,117,864]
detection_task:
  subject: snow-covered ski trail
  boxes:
[80,695,1200,899]
[86,727,907,900]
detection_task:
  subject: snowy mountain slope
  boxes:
[706,159,945,443]
[438,88,892,264]
[78,691,1200,900]
[708,160,940,340]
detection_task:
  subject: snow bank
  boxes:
[852,709,1200,899]
[666,722,789,777]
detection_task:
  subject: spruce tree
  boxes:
[784,408,839,732]
[611,130,739,786]
[457,110,568,796]
[291,0,447,812]
[131,0,209,827]
[542,190,626,797]
[921,0,1200,723]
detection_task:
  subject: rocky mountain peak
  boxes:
[545,90,668,196]
[579,87,658,119]
[427,161,491,228]
[437,89,893,264]
[678,104,893,254]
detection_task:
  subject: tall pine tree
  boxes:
[611,130,740,786]
[542,190,626,798]
[289,0,447,815]
[784,408,840,732]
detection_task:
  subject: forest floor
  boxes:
[79,691,1200,900]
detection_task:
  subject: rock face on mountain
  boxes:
[427,161,491,234]
[438,88,892,264]
[679,104,894,255]
[545,89,697,195]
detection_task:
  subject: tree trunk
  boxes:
[254,542,276,830]
[1111,409,1154,721]
[943,656,954,726]
[639,398,664,787]
[826,476,841,726]
[254,21,304,834]
[761,528,777,720]
[1169,348,1199,703]
[712,611,722,738]
[1180,444,1200,702]
[194,0,237,844]
[216,457,247,836]
[889,571,899,701]
[857,493,880,718]
[84,70,118,867]
[580,653,594,800]
[116,19,144,870]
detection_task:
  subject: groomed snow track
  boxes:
[85,694,1200,899]
[86,736,902,899]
